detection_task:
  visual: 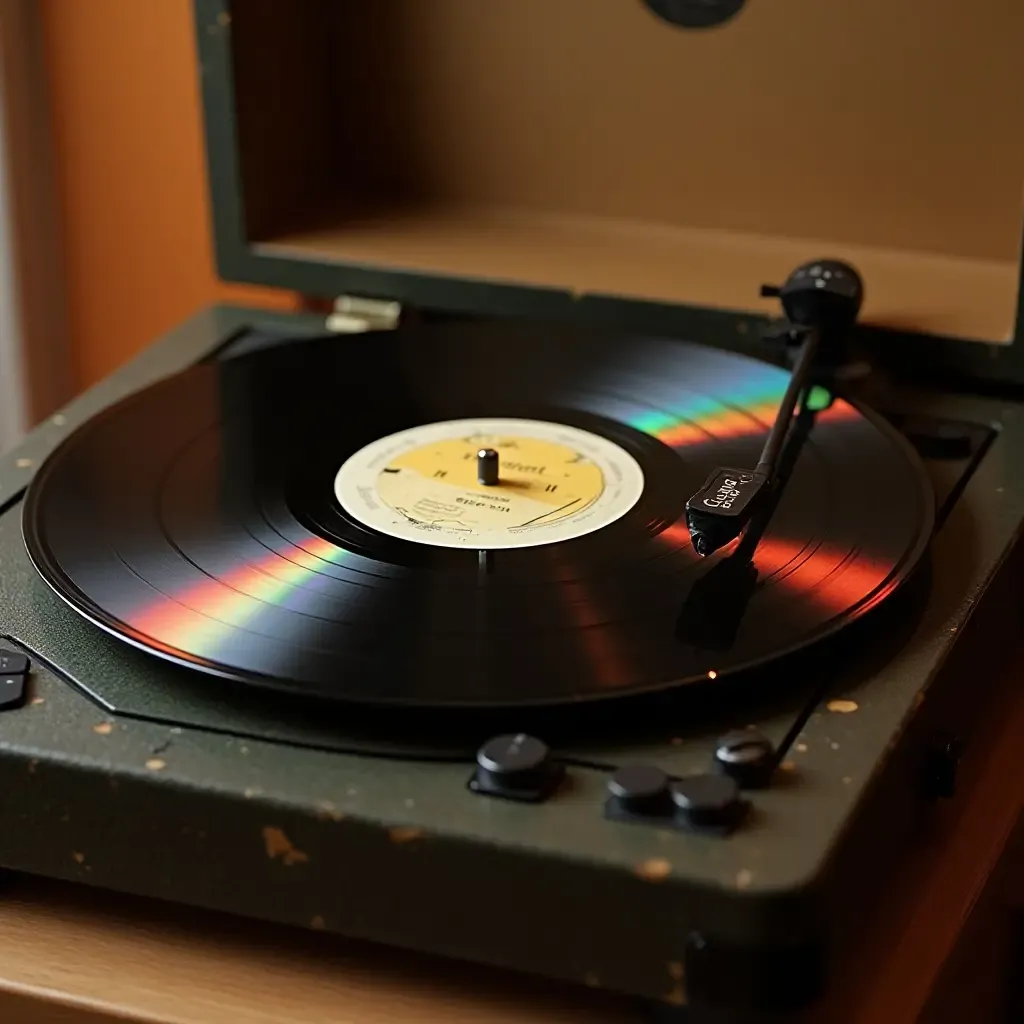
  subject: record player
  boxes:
[2,1,1024,1020]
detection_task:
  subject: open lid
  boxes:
[195,0,1024,383]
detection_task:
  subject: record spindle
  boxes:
[477,448,500,486]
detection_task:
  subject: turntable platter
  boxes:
[21,324,933,707]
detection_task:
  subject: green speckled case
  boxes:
[0,306,1022,1020]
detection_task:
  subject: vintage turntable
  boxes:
[2,1,1024,1020]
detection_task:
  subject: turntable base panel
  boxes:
[0,306,1022,1008]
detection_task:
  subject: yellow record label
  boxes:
[334,418,644,549]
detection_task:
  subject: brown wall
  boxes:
[40,0,297,390]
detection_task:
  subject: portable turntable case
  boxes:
[1,1,1024,1021]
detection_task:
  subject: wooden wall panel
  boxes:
[40,0,296,389]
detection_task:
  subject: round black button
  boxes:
[671,773,744,831]
[0,650,29,677]
[476,734,550,790]
[607,765,671,815]
[714,728,775,788]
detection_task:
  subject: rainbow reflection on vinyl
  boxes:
[22,323,933,708]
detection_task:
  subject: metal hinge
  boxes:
[325,295,402,334]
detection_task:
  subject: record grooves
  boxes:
[22,324,934,709]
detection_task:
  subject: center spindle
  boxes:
[477,448,500,486]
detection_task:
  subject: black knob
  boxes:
[0,675,26,711]
[714,729,776,788]
[607,765,672,816]
[471,734,564,802]
[773,259,864,332]
[0,649,29,676]
[477,733,548,783]
[671,774,746,832]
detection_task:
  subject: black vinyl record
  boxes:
[22,324,933,708]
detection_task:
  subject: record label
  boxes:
[334,417,645,549]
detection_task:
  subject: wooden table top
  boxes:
[0,671,1020,1024]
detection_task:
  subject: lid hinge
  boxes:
[325,295,402,334]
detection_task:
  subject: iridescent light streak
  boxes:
[750,536,894,615]
[814,398,861,425]
[655,528,893,615]
[629,376,858,449]
[124,368,865,660]
[547,552,634,692]
[128,535,352,657]
[656,521,699,551]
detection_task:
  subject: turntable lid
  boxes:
[195,0,1024,362]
